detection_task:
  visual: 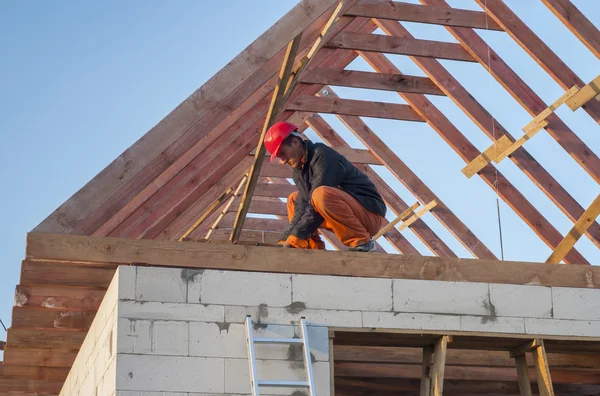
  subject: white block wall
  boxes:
[65,265,600,396]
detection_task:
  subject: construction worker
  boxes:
[264,121,387,251]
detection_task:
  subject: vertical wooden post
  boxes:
[431,336,449,396]
[421,336,449,396]
[420,345,434,396]
[514,354,533,396]
[328,332,335,396]
[532,340,555,396]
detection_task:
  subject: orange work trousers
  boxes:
[285,186,385,249]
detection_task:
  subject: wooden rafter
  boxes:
[373,19,600,251]
[420,0,600,185]
[346,1,504,30]
[315,86,495,259]
[541,0,600,60]
[287,96,425,121]
[327,31,477,62]
[358,49,589,264]
[476,0,600,125]
[301,68,445,96]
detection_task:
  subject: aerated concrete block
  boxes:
[460,315,525,334]
[489,284,552,318]
[116,354,224,393]
[393,279,490,315]
[525,317,600,337]
[292,274,392,311]
[362,311,461,331]
[119,301,224,322]
[552,287,600,320]
[136,267,187,303]
[189,271,292,307]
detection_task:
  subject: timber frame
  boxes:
[5,1,600,395]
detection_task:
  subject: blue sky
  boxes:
[0,0,599,350]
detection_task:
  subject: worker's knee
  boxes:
[287,191,298,206]
[311,186,336,209]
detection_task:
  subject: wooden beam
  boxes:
[374,18,600,251]
[346,1,503,31]
[0,378,63,393]
[34,0,343,235]
[287,95,425,121]
[532,340,555,396]
[358,36,590,265]
[476,0,600,125]
[255,183,297,198]
[546,194,600,264]
[419,0,600,185]
[461,135,513,178]
[219,214,287,231]
[566,74,600,111]
[28,233,600,288]
[3,348,77,368]
[430,336,448,395]
[301,68,445,95]
[327,32,477,62]
[20,260,116,288]
[253,147,383,164]
[227,198,287,217]
[420,345,433,396]
[515,354,534,396]
[210,229,282,245]
[0,365,70,381]
[511,339,542,358]
[306,114,455,257]
[12,307,96,330]
[205,175,249,239]
[14,285,105,310]
[334,345,600,370]
[7,328,86,350]
[315,87,495,259]
[231,32,304,242]
[541,0,600,60]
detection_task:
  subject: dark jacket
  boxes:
[281,140,386,240]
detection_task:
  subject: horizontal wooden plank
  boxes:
[346,1,503,30]
[260,162,293,178]
[334,361,600,384]
[20,260,116,288]
[218,214,288,231]
[334,376,600,396]
[327,32,477,62]
[7,327,87,350]
[210,229,283,244]
[287,95,424,121]
[302,68,445,95]
[15,284,106,310]
[12,307,96,330]
[254,183,297,198]
[3,348,77,368]
[26,233,600,289]
[227,197,288,216]
[0,365,70,381]
[334,345,600,370]
[0,379,63,393]
[256,146,381,164]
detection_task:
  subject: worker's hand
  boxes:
[282,241,294,248]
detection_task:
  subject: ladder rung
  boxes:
[258,380,310,387]
[254,337,303,344]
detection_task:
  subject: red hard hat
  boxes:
[264,121,298,161]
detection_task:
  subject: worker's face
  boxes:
[276,137,304,169]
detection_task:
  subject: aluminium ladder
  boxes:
[245,315,315,396]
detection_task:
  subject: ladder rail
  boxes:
[299,317,316,396]
[245,316,261,396]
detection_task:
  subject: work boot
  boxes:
[348,238,376,252]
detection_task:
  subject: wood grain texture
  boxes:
[26,233,600,288]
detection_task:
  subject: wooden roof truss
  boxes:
[6,0,600,394]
